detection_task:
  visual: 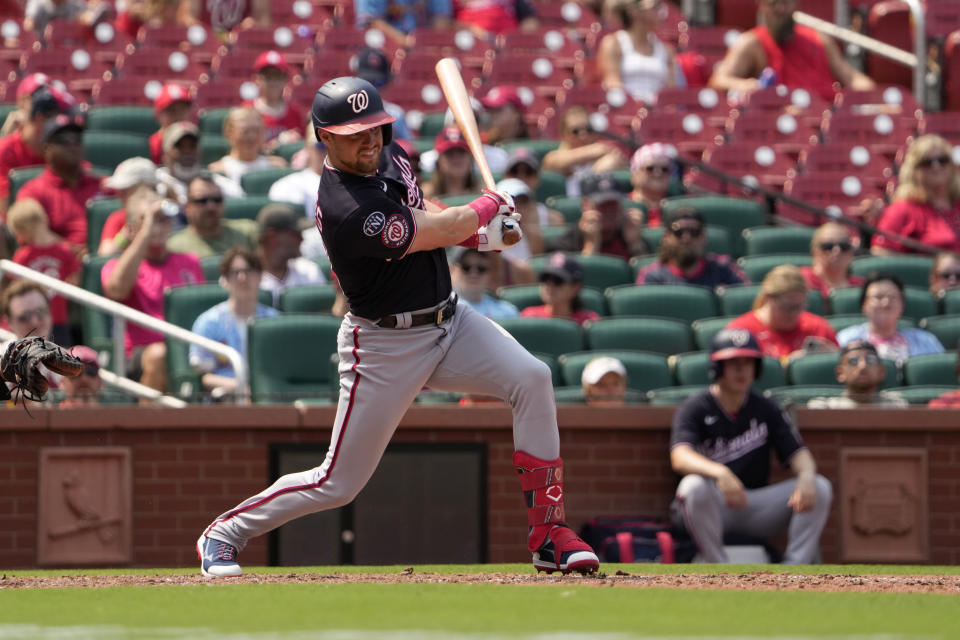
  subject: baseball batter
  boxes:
[669,328,833,563]
[197,77,599,577]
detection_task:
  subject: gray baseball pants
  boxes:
[204,302,558,550]
[671,473,833,564]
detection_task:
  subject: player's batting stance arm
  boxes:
[404,195,521,254]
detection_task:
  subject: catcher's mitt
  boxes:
[0,337,85,403]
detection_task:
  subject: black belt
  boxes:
[376,294,458,329]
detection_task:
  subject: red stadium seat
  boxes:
[725,110,820,158]
[92,76,174,107]
[406,27,493,65]
[483,53,576,95]
[833,86,923,121]
[230,25,318,59]
[636,109,724,160]
[496,28,585,64]
[865,1,913,88]
[679,26,743,63]
[318,26,402,61]
[652,86,737,128]
[821,109,918,160]
[920,110,960,145]
[943,31,960,111]
[690,141,796,194]
[115,46,211,85]
[926,0,960,40]
[193,77,255,109]
[212,47,313,79]
[780,171,889,226]
[799,142,895,189]
[393,51,484,89]
[268,1,332,30]
[531,0,600,35]
[137,23,224,64]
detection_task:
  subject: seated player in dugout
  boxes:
[196,76,600,578]
[670,328,833,563]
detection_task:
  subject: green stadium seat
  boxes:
[199,108,231,134]
[528,253,634,290]
[902,352,958,386]
[249,314,343,403]
[0,104,16,125]
[224,195,271,220]
[671,351,785,390]
[786,352,899,388]
[314,256,332,279]
[495,284,606,315]
[544,195,582,224]
[735,253,812,282]
[534,171,567,201]
[553,385,586,404]
[886,385,957,405]
[557,350,673,391]
[497,139,560,161]
[827,314,916,332]
[494,317,584,359]
[85,106,159,135]
[240,167,297,195]
[80,255,114,355]
[691,316,739,350]
[8,165,44,201]
[919,315,960,352]
[86,198,122,254]
[415,390,466,404]
[437,193,482,207]
[200,255,222,282]
[716,283,825,316]
[418,111,446,139]
[849,255,934,289]
[584,316,693,355]
[740,225,815,256]
[829,286,937,321]
[764,385,844,407]
[661,196,768,255]
[279,284,338,313]
[83,132,151,172]
[272,141,304,163]
[942,289,960,315]
[629,254,658,280]
[646,385,706,405]
[535,353,561,387]
[605,283,718,323]
[641,224,735,258]
[541,224,571,246]
[164,284,272,398]
[201,135,231,165]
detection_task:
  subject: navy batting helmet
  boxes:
[708,328,764,381]
[312,76,395,144]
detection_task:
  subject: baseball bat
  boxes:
[435,57,497,191]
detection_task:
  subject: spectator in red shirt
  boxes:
[242,51,305,148]
[479,85,528,144]
[872,134,960,255]
[16,110,106,256]
[101,187,203,392]
[800,221,864,303]
[726,264,838,363]
[709,0,874,101]
[626,142,677,227]
[454,0,538,38]
[1,72,51,136]
[520,252,600,326]
[0,83,71,213]
[114,0,182,39]
[148,83,194,164]
[929,251,960,299]
[6,197,81,345]
[98,157,161,256]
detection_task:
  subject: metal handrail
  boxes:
[0,259,248,402]
[0,325,187,408]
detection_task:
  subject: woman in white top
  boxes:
[598,0,678,104]
[208,107,287,186]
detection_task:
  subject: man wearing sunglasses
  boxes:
[58,345,104,408]
[636,207,748,287]
[800,222,864,300]
[449,247,519,319]
[167,174,258,258]
[807,341,907,409]
[1,280,64,402]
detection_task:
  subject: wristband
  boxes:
[457,233,480,249]
[467,194,499,227]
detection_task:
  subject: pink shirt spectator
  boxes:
[101,252,204,355]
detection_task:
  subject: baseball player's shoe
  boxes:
[197,535,242,577]
[532,524,600,575]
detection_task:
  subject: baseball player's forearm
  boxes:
[408,205,485,253]
[670,444,731,481]
[789,448,817,480]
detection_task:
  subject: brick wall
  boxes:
[1,405,958,568]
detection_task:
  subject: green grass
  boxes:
[0,565,957,639]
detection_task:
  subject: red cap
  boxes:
[254,50,291,75]
[16,73,50,100]
[434,126,469,154]
[480,85,524,111]
[154,83,192,115]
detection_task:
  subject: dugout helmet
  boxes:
[312,76,395,144]
[708,328,764,381]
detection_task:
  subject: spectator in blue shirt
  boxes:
[355,0,452,48]
[449,247,519,319]
[190,247,279,397]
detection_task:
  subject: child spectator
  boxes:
[7,198,81,345]
[243,51,305,147]
[208,107,287,185]
[149,83,194,165]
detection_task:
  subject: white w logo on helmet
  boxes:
[347,90,369,113]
